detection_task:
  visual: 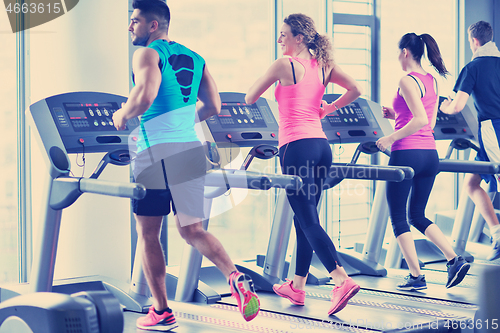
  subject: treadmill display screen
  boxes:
[436,111,459,125]
[63,102,120,132]
[217,102,267,129]
[323,102,369,127]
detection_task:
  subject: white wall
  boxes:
[29,0,132,282]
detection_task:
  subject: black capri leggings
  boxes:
[279,138,341,277]
[387,149,439,237]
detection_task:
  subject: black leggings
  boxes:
[387,149,439,237]
[279,138,341,277]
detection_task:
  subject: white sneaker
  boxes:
[487,240,500,261]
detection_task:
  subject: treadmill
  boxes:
[170,93,476,333]
[0,92,149,308]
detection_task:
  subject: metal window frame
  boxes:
[16,5,32,284]
[331,4,380,103]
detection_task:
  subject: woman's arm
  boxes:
[245,58,287,104]
[376,76,429,151]
[320,64,362,116]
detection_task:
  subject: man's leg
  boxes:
[464,173,500,260]
[175,212,236,279]
[463,173,499,229]
[175,212,260,322]
[135,214,178,331]
[135,214,169,311]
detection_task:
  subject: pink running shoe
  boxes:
[136,306,178,331]
[328,277,360,315]
[229,271,260,322]
[272,279,305,305]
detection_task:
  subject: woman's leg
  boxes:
[280,139,348,286]
[387,150,421,277]
[407,150,456,261]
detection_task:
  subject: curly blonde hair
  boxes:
[283,13,333,67]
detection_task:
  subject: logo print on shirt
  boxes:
[168,54,194,103]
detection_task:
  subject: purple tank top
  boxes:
[391,72,437,151]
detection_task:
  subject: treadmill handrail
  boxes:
[338,163,414,180]
[79,178,146,199]
[323,164,409,189]
[49,177,146,210]
[205,169,302,190]
[438,159,500,174]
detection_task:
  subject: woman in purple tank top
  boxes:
[376,33,470,291]
[245,13,362,315]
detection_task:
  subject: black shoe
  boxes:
[446,256,470,288]
[397,274,427,291]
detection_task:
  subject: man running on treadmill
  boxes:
[113,0,260,330]
[440,20,500,261]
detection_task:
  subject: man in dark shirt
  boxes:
[441,20,500,261]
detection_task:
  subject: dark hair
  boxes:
[283,13,333,67]
[132,0,170,31]
[399,33,449,77]
[468,21,493,46]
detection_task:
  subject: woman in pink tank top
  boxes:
[376,33,470,291]
[245,13,362,315]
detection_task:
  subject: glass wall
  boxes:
[165,0,274,264]
[333,0,373,15]
[380,0,457,219]
[282,0,323,25]
[325,0,375,246]
[332,24,372,99]
[0,16,19,283]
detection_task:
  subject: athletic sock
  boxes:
[490,224,500,242]
[154,307,172,315]
[228,270,238,284]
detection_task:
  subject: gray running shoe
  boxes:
[446,256,470,288]
[397,274,427,291]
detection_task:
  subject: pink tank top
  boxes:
[391,72,437,151]
[274,57,327,147]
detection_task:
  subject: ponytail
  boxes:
[398,32,449,77]
[419,34,449,77]
[284,13,334,67]
[309,33,334,67]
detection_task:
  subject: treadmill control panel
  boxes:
[323,101,369,127]
[205,92,279,147]
[61,102,121,132]
[215,102,268,129]
[321,94,392,144]
[29,92,140,154]
[434,96,476,141]
[206,93,394,146]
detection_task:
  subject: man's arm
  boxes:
[113,48,162,130]
[196,65,221,122]
[439,91,470,115]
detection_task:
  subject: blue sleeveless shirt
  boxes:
[135,40,205,153]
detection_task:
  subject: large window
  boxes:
[322,0,376,247]
[0,15,19,283]
[380,0,457,218]
[163,0,274,264]
[333,0,373,15]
